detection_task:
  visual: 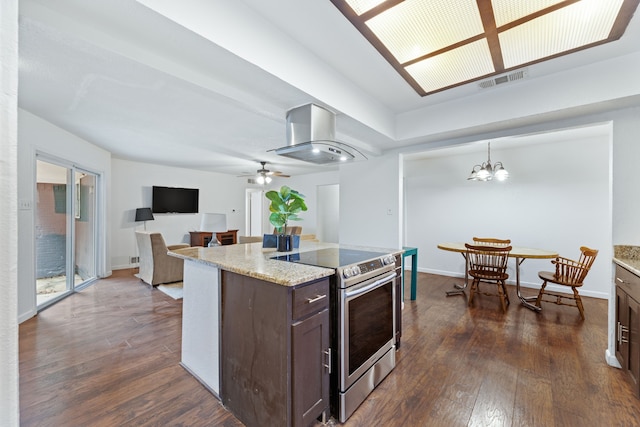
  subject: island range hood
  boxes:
[274,104,366,164]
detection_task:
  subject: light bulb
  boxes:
[477,168,490,180]
[495,168,509,181]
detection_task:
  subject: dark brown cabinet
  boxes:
[221,271,330,427]
[189,230,238,246]
[615,264,640,397]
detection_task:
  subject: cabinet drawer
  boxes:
[293,279,329,321]
[616,264,640,302]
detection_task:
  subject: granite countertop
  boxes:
[169,240,403,287]
[613,245,640,276]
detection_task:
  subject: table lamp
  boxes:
[199,213,227,246]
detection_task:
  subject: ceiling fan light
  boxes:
[265,176,272,184]
[256,175,265,185]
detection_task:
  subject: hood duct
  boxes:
[273,104,366,164]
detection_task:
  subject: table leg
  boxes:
[515,257,541,312]
[446,253,468,296]
[410,252,417,300]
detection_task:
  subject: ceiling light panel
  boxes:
[500,0,624,68]
[330,0,639,96]
[344,0,387,15]
[492,0,566,27]
[406,39,494,93]
[366,0,484,64]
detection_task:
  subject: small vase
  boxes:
[277,234,292,252]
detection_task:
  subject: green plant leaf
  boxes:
[265,185,307,232]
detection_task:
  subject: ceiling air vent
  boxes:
[478,68,528,89]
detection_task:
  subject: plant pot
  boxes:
[277,234,293,252]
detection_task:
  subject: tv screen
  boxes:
[152,186,199,214]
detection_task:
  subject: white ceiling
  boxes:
[17,0,640,178]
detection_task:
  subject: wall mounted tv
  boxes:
[152,186,199,214]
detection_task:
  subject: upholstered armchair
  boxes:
[135,231,189,286]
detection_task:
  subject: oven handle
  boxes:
[344,272,397,298]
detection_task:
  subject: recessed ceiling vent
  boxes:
[478,68,529,90]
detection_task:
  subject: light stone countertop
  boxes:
[169,240,403,287]
[613,245,640,276]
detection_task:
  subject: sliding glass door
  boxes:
[35,158,98,309]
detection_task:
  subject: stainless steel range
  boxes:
[273,247,400,422]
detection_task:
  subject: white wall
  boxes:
[612,106,640,245]
[1,0,19,422]
[317,184,339,243]
[110,158,249,269]
[18,110,112,323]
[340,153,403,250]
[405,125,611,299]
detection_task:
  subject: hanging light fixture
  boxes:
[467,142,509,182]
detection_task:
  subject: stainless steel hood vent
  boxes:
[274,104,366,164]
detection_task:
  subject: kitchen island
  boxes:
[168,241,348,427]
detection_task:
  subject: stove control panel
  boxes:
[342,255,396,279]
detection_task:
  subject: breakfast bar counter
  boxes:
[168,240,337,286]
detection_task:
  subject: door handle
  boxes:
[307,294,327,304]
[323,348,331,374]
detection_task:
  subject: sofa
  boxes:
[135,231,189,286]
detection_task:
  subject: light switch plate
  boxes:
[19,199,32,210]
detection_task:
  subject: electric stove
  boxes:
[271,247,390,269]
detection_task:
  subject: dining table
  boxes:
[437,242,558,311]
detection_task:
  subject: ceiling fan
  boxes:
[239,161,290,184]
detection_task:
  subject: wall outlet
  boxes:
[130,256,139,264]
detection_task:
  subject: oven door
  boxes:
[339,269,396,391]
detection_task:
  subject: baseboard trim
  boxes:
[605,349,621,368]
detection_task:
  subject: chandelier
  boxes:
[467,142,509,182]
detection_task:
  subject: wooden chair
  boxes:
[535,246,598,320]
[472,237,511,246]
[465,243,512,312]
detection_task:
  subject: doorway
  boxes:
[35,158,98,309]
[246,188,264,237]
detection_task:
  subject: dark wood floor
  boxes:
[19,270,640,426]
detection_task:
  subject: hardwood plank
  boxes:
[19,271,640,426]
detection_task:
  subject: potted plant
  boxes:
[265,185,307,251]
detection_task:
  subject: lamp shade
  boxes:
[199,213,227,232]
[135,207,154,222]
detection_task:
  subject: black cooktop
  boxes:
[271,248,389,269]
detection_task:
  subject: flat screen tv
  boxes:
[152,186,199,214]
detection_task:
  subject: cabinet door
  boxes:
[628,297,640,395]
[616,286,629,368]
[292,308,330,427]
